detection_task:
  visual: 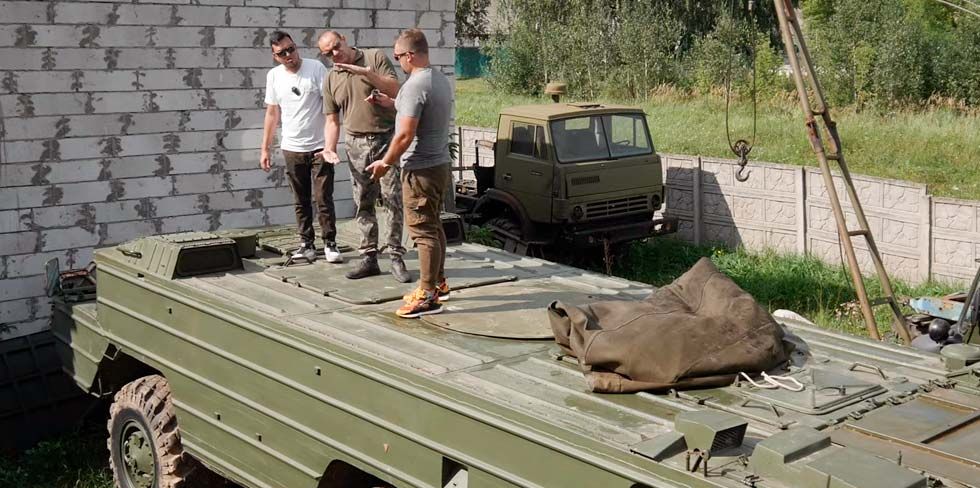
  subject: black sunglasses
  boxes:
[393,51,414,61]
[273,45,296,57]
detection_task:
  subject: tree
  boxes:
[456,0,492,43]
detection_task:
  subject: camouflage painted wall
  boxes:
[0,0,456,341]
[460,126,978,286]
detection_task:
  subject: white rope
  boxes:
[761,372,805,392]
[740,372,805,392]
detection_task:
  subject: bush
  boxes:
[933,16,980,105]
[482,0,980,109]
[802,0,978,109]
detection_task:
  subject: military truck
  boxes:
[454,98,677,257]
[50,224,980,488]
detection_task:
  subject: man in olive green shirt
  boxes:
[317,30,409,282]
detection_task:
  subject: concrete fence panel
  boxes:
[804,169,929,282]
[932,197,980,284]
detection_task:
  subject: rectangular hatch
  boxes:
[738,367,886,415]
[831,389,980,486]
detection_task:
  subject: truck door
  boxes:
[501,121,553,223]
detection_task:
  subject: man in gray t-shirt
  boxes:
[365,29,453,319]
[394,62,452,170]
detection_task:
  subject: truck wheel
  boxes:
[486,216,526,254]
[108,375,189,488]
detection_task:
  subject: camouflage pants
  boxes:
[345,131,406,257]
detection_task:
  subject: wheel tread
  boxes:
[108,374,189,488]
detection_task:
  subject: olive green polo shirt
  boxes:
[322,48,397,136]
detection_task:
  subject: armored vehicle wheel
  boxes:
[108,375,190,488]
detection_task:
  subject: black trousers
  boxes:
[283,149,336,245]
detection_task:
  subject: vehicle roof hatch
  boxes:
[114,232,242,279]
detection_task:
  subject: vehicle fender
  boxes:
[474,189,534,237]
[50,301,110,394]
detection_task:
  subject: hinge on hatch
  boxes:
[924,378,956,390]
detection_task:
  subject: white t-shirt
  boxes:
[264,58,327,152]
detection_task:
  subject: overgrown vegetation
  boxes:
[465,225,502,247]
[0,428,112,488]
[455,78,980,200]
[804,0,980,107]
[483,0,980,109]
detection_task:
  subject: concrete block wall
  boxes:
[460,126,978,286]
[0,0,456,341]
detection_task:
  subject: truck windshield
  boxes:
[550,113,653,163]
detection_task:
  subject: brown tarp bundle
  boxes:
[548,258,791,393]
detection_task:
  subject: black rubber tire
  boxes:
[486,215,525,254]
[108,375,189,488]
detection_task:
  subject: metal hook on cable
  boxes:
[723,0,758,183]
[733,139,752,182]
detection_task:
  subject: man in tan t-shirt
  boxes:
[317,30,409,282]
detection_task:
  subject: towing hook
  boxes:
[735,164,751,182]
[733,139,752,182]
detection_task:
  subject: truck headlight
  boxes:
[572,206,584,221]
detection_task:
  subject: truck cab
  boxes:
[458,102,675,253]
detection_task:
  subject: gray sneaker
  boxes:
[345,254,381,280]
[390,256,411,283]
[291,242,316,262]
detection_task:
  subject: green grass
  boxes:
[0,428,113,488]
[612,238,963,338]
[456,78,980,200]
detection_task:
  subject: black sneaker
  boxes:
[345,254,380,279]
[390,256,411,283]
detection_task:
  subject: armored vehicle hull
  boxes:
[52,224,980,488]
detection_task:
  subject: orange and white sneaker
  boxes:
[396,288,443,318]
[402,279,450,302]
[436,278,450,301]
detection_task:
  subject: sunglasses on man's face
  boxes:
[393,51,414,61]
[273,45,296,57]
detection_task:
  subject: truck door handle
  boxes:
[503,173,512,181]
[530,170,542,176]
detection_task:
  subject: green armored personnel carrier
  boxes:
[51,224,980,488]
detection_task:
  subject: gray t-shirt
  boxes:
[394,67,452,170]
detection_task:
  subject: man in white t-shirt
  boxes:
[260,30,342,263]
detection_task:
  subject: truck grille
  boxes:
[571,175,601,186]
[585,196,648,219]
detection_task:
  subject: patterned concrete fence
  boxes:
[459,126,978,286]
[0,0,456,343]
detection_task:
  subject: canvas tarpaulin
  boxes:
[548,258,791,393]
